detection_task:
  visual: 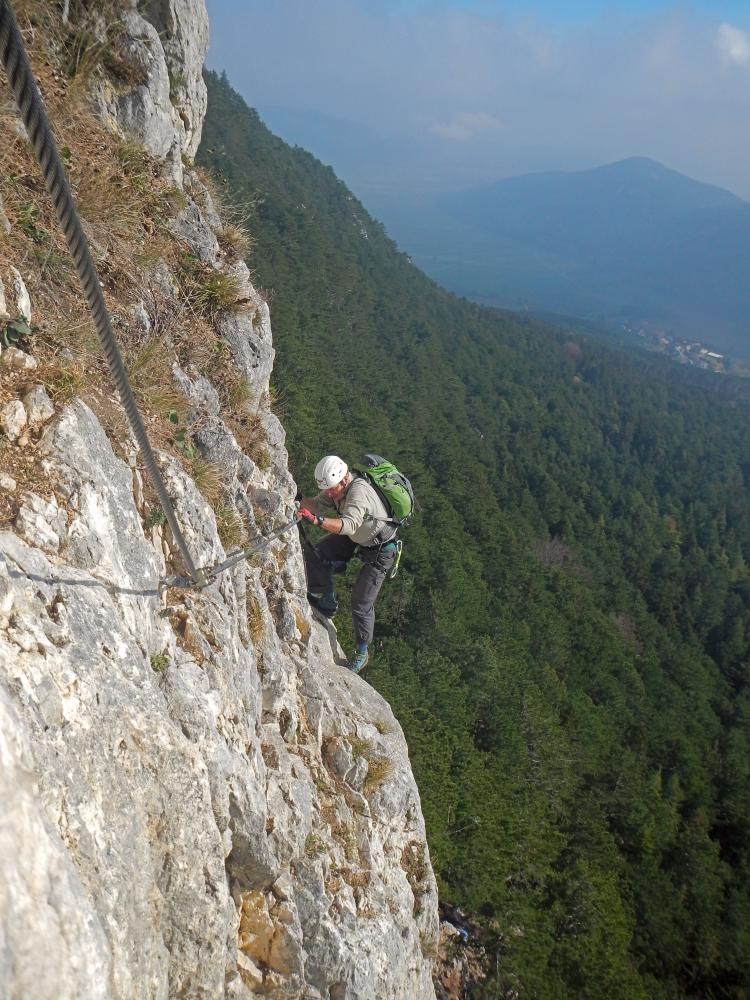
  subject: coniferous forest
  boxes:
[198,70,750,999]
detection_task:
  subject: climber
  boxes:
[297,455,398,674]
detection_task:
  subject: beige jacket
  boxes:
[309,475,396,547]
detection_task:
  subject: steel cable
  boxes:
[164,516,300,589]
[0,0,202,584]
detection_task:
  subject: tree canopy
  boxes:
[199,69,750,999]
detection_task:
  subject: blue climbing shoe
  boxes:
[307,592,338,618]
[347,647,369,674]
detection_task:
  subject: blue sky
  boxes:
[463,1,745,15]
[205,1,750,199]
[391,0,750,22]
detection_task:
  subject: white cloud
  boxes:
[716,23,750,66]
[429,112,504,141]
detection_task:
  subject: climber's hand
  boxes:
[297,506,320,525]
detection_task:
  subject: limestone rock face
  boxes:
[1,399,27,442]
[218,266,276,411]
[23,385,55,427]
[137,0,210,159]
[0,346,38,371]
[0,2,439,995]
[0,396,438,998]
[0,688,112,1000]
[115,10,177,160]
[0,264,31,323]
[102,0,208,173]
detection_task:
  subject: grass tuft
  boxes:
[266,383,286,419]
[249,443,271,471]
[246,594,265,645]
[190,457,224,506]
[145,507,167,529]
[127,338,185,419]
[215,505,244,549]
[227,376,252,413]
[178,254,243,320]
[150,651,169,672]
[364,756,394,793]
[305,832,327,857]
[39,357,87,402]
[373,718,394,736]
[218,222,253,258]
[349,737,372,759]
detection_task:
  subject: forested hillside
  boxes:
[198,70,750,999]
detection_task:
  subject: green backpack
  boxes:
[355,453,415,527]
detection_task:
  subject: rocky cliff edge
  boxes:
[0,1,438,996]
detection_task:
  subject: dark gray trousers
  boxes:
[304,534,396,646]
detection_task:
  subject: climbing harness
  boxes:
[0,0,294,592]
[298,511,404,581]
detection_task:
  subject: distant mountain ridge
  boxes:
[379,157,750,357]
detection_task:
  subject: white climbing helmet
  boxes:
[315,455,348,490]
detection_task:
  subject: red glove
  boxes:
[297,506,322,526]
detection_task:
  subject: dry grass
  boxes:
[246,594,265,645]
[294,606,311,642]
[364,756,394,794]
[248,442,271,471]
[189,457,224,506]
[1,0,184,298]
[217,222,252,259]
[2,118,172,343]
[325,875,343,895]
[338,867,371,889]
[0,22,186,485]
[127,338,185,419]
[215,504,244,550]
[59,0,147,89]
[37,355,88,403]
[266,383,286,419]
[191,165,223,210]
[304,832,326,857]
[54,318,101,358]
[0,1,269,537]
[348,737,372,759]
[400,840,430,914]
[191,166,259,268]
[2,108,180,299]
[226,408,264,456]
[320,802,339,829]
[227,375,252,413]
[178,254,243,321]
[0,412,62,526]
